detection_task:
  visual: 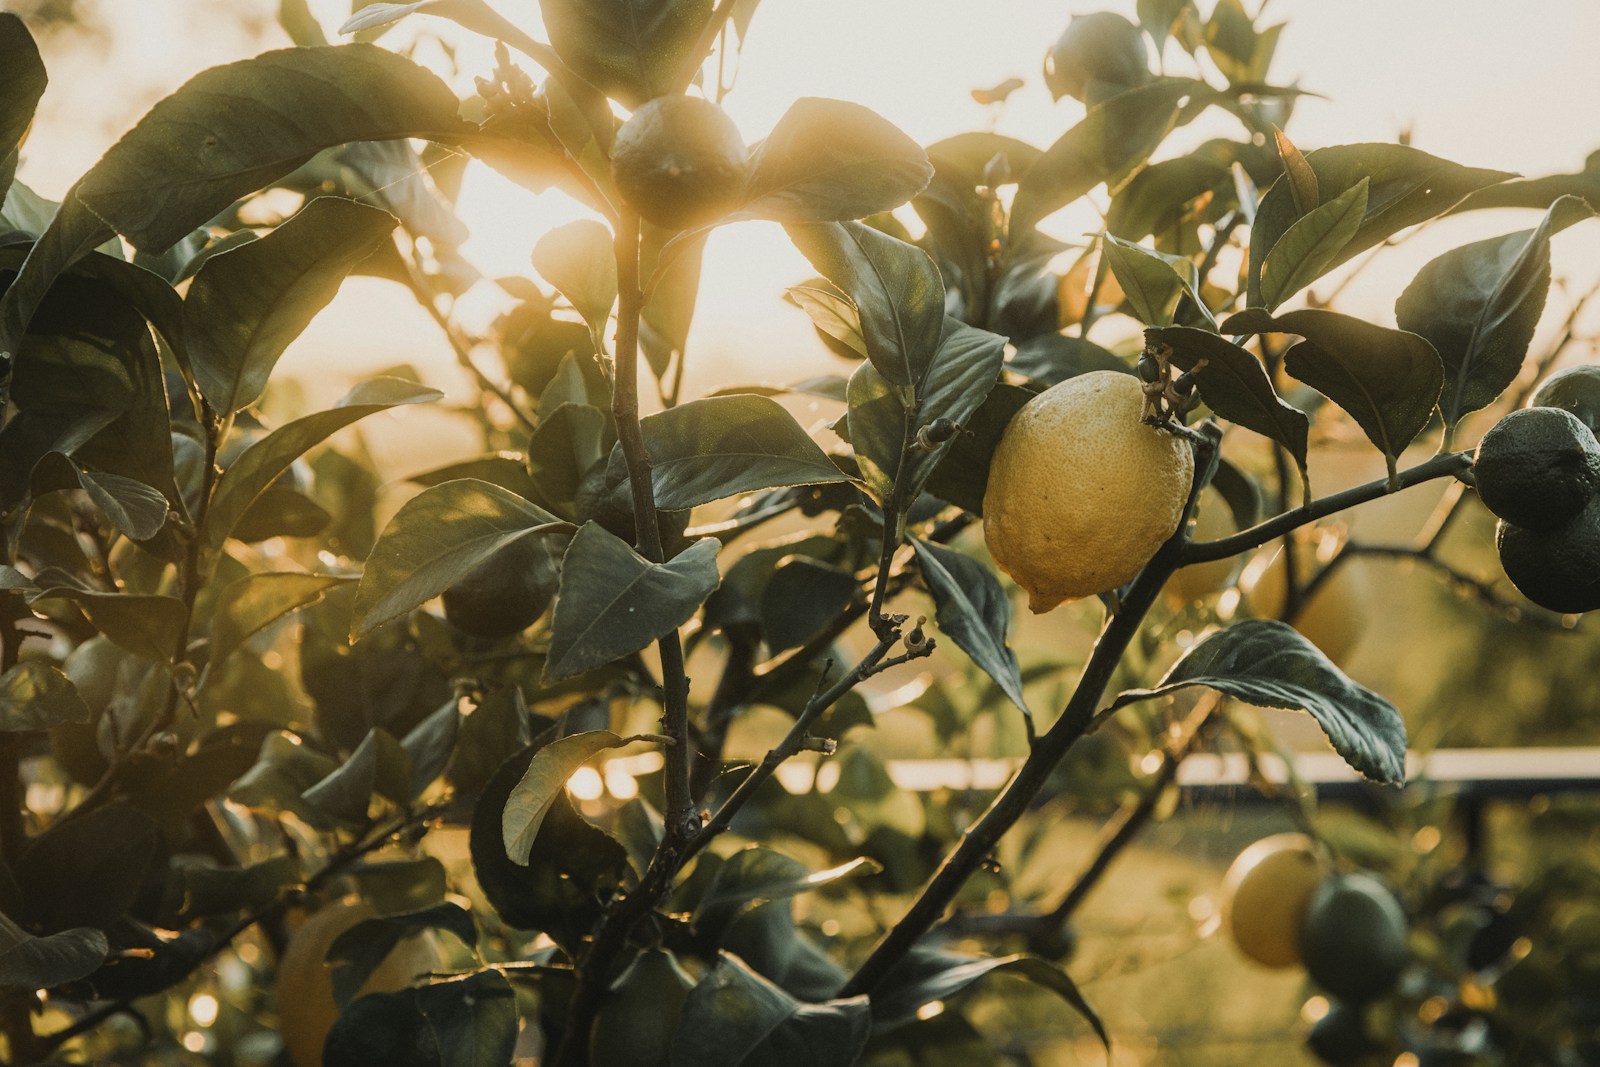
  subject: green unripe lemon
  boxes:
[441,536,561,640]
[1220,832,1327,969]
[1530,363,1600,436]
[1474,406,1600,530]
[1043,12,1150,103]
[1495,496,1600,614]
[1299,872,1409,1003]
[589,948,695,1066]
[611,95,748,231]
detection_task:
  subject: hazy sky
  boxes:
[11,0,1600,397]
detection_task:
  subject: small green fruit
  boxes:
[441,536,561,639]
[1530,363,1600,437]
[611,95,748,231]
[1300,872,1409,1003]
[1306,1001,1377,1066]
[1043,13,1150,103]
[1474,406,1600,530]
[1495,496,1600,614]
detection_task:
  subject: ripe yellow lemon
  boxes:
[1165,487,1240,603]
[611,95,748,231]
[1219,833,1327,969]
[982,371,1195,612]
[1239,544,1366,665]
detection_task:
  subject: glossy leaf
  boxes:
[1011,78,1199,235]
[207,377,442,551]
[1102,235,1208,327]
[0,662,90,732]
[327,902,477,1006]
[758,556,859,652]
[924,382,1033,514]
[670,952,871,1067]
[787,221,944,390]
[912,539,1027,717]
[636,393,853,511]
[1145,326,1308,470]
[1249,143,1513,307]
[785,284,867,359]
[541,0,710,108]
[531,219,617,336]
[737,98,933,224]
[698,850,877,914]
[301,727,412,824]
[1274,127,1318,217]
[1395,195,1596,426]
[872,950,1107,1050]
[0,915,107,992]
[544,524,720,682]
[76,466,169,541]
[1109,619,1407,783]
[1008,335,1127,387]
[186,197,398,415]
[502,729,623,864]
[352,477,568,641]
[1224,308,1443,469]
[0,14,46,201]
[1105,155,1231,243]
[0,44,466,362]
[14,805,160,933]
[1258,178,1367,310]
[527,403,611,518]
[323,969,518,1067]
[848,317,1006,506]
[210,572,356,669]
[37,590,186,662]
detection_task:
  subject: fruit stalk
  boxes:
[840,424,1221,998]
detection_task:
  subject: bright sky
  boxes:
[13,0,1600,405]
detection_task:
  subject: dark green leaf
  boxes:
[0,916,107,992]
[1145,326,1308,469]
[1224,308,1443,470]
[230,486,333,542]
[924,382,1033,514]
[0,662,90,731]
[531,219,616,336]
[0,14,46,199]
[784,284,866,359]
[1105,154,1231,243]
[75,467,169,541]
[206,377,442,550]
[36,590,186,662]
[327,902,477,1006]
[737,98,933,224]
[871,949,1107,1051]
[1109,619,1407,783]
[1395,195,1595,426]
[227,730,341,817]
[15,806,160,933]
[178,855,298,919]
[502,729,622,864]
[758,556,859,652]
[641,223,705,379]
[1011,78,1199,235]
[187,197,398,415]
[1258,178,1367,310]
[400,698,460,799]
[1249,144,1513,307]
[544,524,719,682]
[540,0,710,109]
[1453,149,1600,215]
[527,403,611,517]
[210,572,356,668]
[468,743,628,949]
[1137,0,1199,52]
[301,727,412,825]
[699,848,877,918]
[786,222,943,390]
[449,686,535,797]
[352,476,567,641]
[671,952,871,1067]
[1007,335,1127,387]
[323,970,518,1067]
[912,539,1026,717]
[408,454,541,501]
[1102,235,1198,327]
[636,393,852,511]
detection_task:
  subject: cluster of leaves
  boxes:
[0,0,1594,1064]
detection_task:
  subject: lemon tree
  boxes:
[0,1,1596,1065]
